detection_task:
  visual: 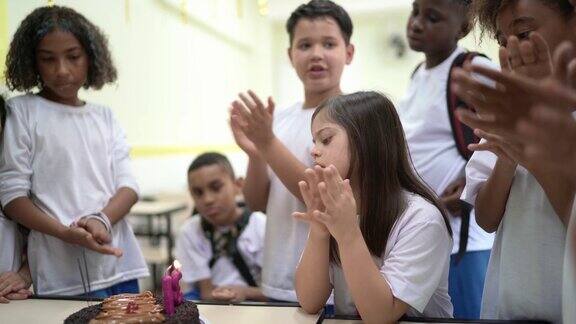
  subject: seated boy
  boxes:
[175,152,266,302]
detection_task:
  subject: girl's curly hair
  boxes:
[473,0,574,40]
[0,95,6,133]
[5,5,117,92]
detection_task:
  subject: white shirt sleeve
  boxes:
[175,218,212,284]
[458,56,500,205]
[110,112,139,196]
[251,212,266,268]
[380,200,452,313]
[461,149,497,206]
[0,102,33,207]
[470,55,500,86]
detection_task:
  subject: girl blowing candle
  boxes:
[295,92,453,323]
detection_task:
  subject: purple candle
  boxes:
[171,260,183,306]
[162,271,175,315]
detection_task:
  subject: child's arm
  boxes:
[198,279,216,300]
[243,155,270,212]
[230,106,270,211]
[212,285,268,302]
[72,187,138,246]
[314,166,411,323]
[294,168,332,313]
[473,155,517,232]
[4,198,122,256]
[295,229,331,313]
[231,91,307,202]
[101,187,138,225]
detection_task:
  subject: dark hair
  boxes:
[5,5,117,92]
[473,0,574,39]
[0,95,6,134]
[312,91,451,263]
[188,152,236,179]
[451,0,473,20]
[286,0,353,46]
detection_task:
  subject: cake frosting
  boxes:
[89,291,165,323]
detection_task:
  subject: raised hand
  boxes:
[451,32,556,140]
[229,109,259,158]
[293,166,329,238]
[314,165,359,244]
[468,129,521,167]
[504,33,553,79]
[517,104,576,181]
[230,90,275,151]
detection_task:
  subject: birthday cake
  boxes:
[64,291,201,324]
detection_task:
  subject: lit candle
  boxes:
[171,260,183,306]
[162,267,175,315]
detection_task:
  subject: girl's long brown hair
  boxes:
[312,91,451,263]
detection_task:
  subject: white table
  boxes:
[0,299,550,323]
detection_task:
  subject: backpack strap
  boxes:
[447,51,489,161]
[201,208,258,287]
[447,51,489,263]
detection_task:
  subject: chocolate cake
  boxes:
[64,291,201,324]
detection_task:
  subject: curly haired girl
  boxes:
[0,6,148,297]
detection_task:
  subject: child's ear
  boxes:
[346,43,355,65]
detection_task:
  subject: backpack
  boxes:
[200,208,258,287]
[412,51,489,262]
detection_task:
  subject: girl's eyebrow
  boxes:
[37,46,83,54]
[509,16,536,29]
[313,126,334,138]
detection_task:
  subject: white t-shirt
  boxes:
[329,192,453,317]
[0,94,149,295]
[462,151,565,323]
[262,102,315,301]
[397,47,495,254]
[175,211,266,287]
[564,203,576,324]
[0,212,23,273]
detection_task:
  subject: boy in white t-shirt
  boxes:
[176,152,267,302]
[228,0,355,302]
[398,0,494,319]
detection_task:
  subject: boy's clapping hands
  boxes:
[230,90,276,154]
